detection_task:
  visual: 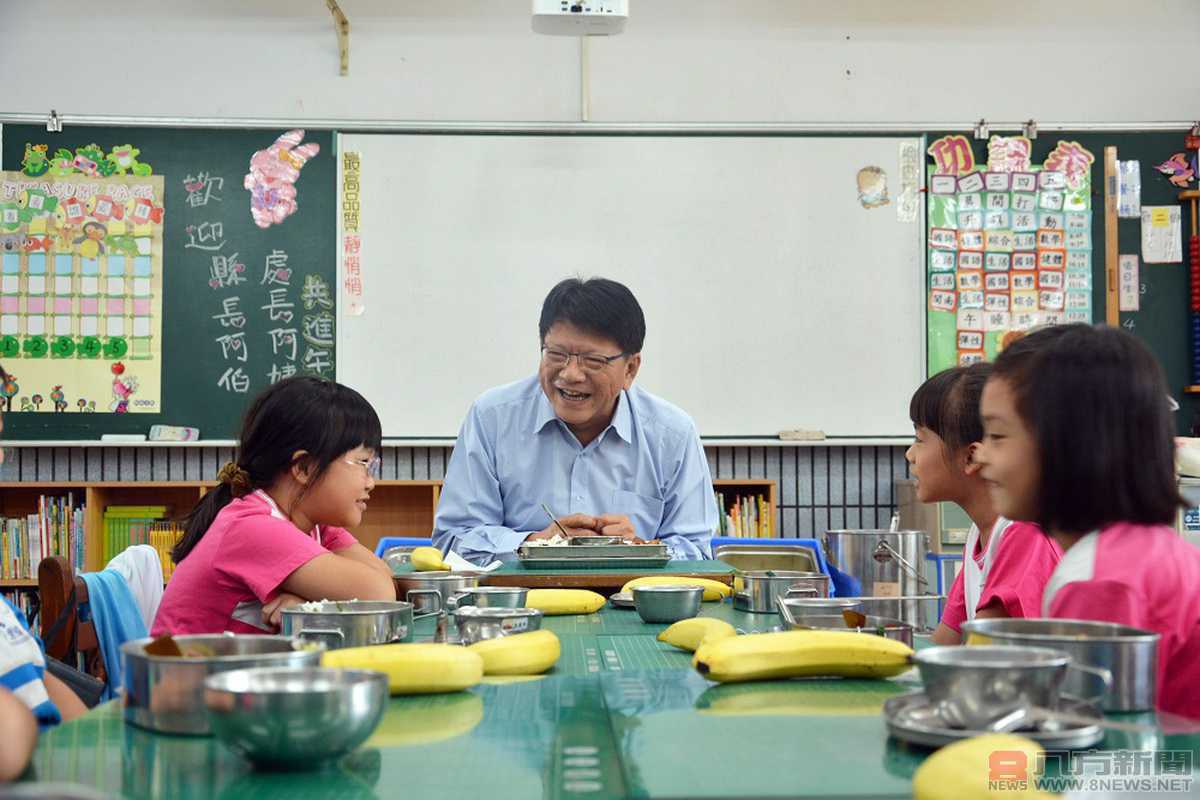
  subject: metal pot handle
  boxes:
[774,595,797,626]
[1067,662,1113,705]
[785,586,820,599]
[407,588,443,621]
[298,627,345,650]
[445,590,473,612]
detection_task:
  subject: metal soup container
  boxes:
[392,571,484,613]
[962,618,1159,712]
[280,600,416,650]
[733,570,829,613]
[453,586,529,609]
[454,607,543,644]
[823,529,930,626]
[121,634,322,736]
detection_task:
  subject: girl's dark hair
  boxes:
[909,362,992,454]
[539,277,646,355]
[173,376,382,563]
[990,324,1183,534]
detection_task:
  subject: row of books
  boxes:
[714,492,772,538]
[103,506,181,581]
[2,589,37,620]
[1,494,86,580]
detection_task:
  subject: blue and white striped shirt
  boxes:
[1,598,61,729]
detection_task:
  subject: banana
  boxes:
[322,643,483,694]
[692,629,913,683]
[411,545,451,572]
[912,734,1054,799]
[657,617,737,652]
[468,630,561,675]
[365,690,484,747]
[524,589,606,615]
[620,576,731,601]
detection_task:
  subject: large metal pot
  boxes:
[392,571,484,612]
[823,529,930,626]
[280,600,418,650]
[733,570,829,613]
[961,618,1159,712]
[121,634,322,735]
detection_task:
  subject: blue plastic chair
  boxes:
[709,536,837,595]
[373,536,434,557]
[925,552,963,619]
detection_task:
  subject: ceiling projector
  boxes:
[532,0,628,35]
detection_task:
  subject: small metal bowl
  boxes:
[776,596,863,628]
[204,667,387,770]
[454,606,544,644]
[569,535,624,546]
[453,586,529,609]
[631,585,703,624]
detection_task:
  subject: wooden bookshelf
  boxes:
[712,479,777,537]
[1,478,771,573]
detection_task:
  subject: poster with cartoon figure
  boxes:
[0,144,163,414]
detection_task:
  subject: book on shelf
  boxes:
[1,589,38,619]
[1,494,85,580]
[103,506,181,582]
[713,490,772,538]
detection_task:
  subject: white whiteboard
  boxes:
[337,133,925,438]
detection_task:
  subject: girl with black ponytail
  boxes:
[153,376,394,634]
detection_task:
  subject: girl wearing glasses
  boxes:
[154,376,394,635]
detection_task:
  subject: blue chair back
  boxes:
[373,536,434,557]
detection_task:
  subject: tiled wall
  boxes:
[0,444,912,538]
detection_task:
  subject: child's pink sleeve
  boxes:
[320,526,359,552]
[975,522,1061,620]
[215,516,331,603]
[939,567,968,633]
[1047,579,1145,627]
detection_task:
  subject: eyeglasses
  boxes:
[344,456,382,478]
[540,346,627,373]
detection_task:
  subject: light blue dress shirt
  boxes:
[433,376,717,565]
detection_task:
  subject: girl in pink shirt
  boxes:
[979,324,1200,718]
[153,376,395,635]
[907,363,1062,646]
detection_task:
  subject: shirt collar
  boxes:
[533,385,634,445]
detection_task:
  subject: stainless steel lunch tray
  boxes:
[517,542,670,570]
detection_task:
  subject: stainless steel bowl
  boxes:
[393,571,484,613]
[775,596,863,628]
[204,667,387,769]
[779,612,914,647]
[121,634,323,735]
[453,606,543,644]
[281,600,415,650]
[453,586,529,609]
[631,585,704,624]
[912,645,1110,730]
[733,570,829,613]
[569,535,624,546]
[962,618,1159,712]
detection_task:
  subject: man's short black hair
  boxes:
[538,278,645,355]
[991,324,1183,534]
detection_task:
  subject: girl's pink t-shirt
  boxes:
[941,520,1062,634]
[1044,523,1200,719]
[152,491,357,635]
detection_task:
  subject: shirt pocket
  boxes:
[611,489,665,539]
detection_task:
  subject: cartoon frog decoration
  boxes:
[48,148,76,177]
[107,144,152,177]
[20,144,49,177]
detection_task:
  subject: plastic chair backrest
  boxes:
[373,536,434,557]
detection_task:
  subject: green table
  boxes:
[24,604,1200,799]
[394,559,735,591]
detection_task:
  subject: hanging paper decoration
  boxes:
[243,129,320,229]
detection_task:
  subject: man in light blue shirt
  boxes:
[434,278,717,565]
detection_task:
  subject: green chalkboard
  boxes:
[1,125,336,440]
[926,130,1195,434]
